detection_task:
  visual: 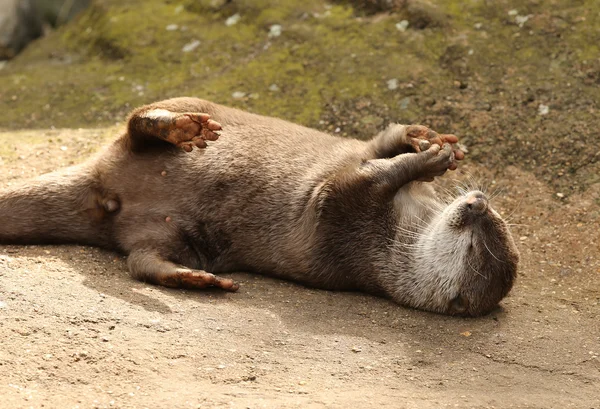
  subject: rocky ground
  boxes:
[0,0,599,408]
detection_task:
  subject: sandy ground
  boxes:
[0,128,599,409]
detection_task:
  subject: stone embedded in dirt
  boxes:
[268,24,282,38]
[396,20,409,32]
[225,13,241,27]
[387,79,398,90]
[181,40,200,53]
[538,104,550,116]
[515,15,532,28]
[0,0,42,60]
[351,346,362,352]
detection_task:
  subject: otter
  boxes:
[0,97,519,316]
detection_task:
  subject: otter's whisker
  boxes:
[488,186,506,202]
[505,223,529,228]
[483,240,503,263]
[466,256,488,280]
[502,197,524,223]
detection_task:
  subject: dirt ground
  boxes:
[0,127,598,409]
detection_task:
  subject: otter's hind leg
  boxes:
[127,249,239,292]
[126,108,222,152]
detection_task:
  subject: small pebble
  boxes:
[515,15,531,28]
[165,216,172,223]
[225,13,241,26]
[556,192,564,198]
[161,170,167,176]
[232,91,246,99]
[268,84,280,92]
[351,346,362,353]
[387,78,398,90]
[165,24,179,31]
[268,24,282,38]
[182,40,201,53]
[538,104,550,116]
[396,20,409,32]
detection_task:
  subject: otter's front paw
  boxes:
[405,125,464,170]
[417,143,455,181]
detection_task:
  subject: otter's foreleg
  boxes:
[127,249,239,291]
[126,107,222,152]
[368,124,464,166]
[366,143,456,195]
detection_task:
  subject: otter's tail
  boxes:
[0,165,114,248]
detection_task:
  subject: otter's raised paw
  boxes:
[140,109,222,151]
[417,143,456,182]
[405,125,465,169]
[169,113,222,152]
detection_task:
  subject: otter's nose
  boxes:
[465,191,488,215]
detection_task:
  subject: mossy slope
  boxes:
[0,0,598,191]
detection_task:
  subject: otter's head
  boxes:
[398,190,519,316]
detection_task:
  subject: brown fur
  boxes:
[0,97,519,315]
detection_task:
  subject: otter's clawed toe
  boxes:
[418,140,432,151]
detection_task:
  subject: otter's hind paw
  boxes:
[170,113,222,152]
[405,125,464,168]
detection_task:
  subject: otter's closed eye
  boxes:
[449,294,469,314]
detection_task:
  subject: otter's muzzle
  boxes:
[465,191,488,215]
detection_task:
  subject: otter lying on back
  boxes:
[0,97,519,316]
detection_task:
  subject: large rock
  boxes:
[34,0,91,27]
[0,0,43,60]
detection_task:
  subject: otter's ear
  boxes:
[449,294,469,315]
